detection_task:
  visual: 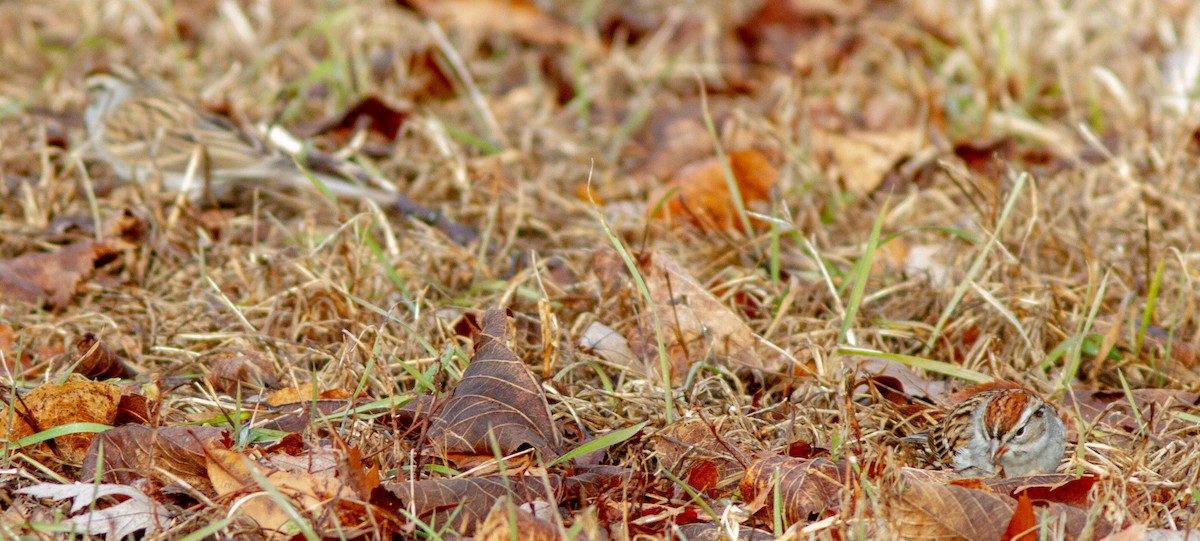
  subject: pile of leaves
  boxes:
[2,0,1200,539]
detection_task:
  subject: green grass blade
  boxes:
[837,346,990,383]
[841,199,889,346]
[549,421,647,468]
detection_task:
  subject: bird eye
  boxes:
[1013,426,1026,438]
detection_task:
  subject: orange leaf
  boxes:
[1001,493,1038,541]
[649,149,779,231]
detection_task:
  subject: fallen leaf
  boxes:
[1001,493,1037,541]
[294,95,410,149]
[398,0,576,46]
[477,497,566,541]
[0,379,121,463]
[203,348,277,394]
[53,333,135,380]
[578,321,639,371]
[810,126,924,194]
[81,425,231,494]
[735,0,864,71]
[656,419,748,498]
[206,447,401,536]
[0,241,121,309]
[886,473,1110,540]
[386,475,561,536]
[648,149,779,231]
[427,309,563,466]
[17,482,170,539]
[595,250,791,382]
[265,383,349,406]
[739,456,844,525]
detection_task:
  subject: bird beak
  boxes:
[993,443,1008,460]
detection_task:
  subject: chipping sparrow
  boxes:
[904,386,1065,478]
[82,70,396,203]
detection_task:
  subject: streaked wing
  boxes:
[99,88,272,173]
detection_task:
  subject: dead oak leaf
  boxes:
[16,482,170,539]
[0,241,121,309]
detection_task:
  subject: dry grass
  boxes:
[2,0,1200,539]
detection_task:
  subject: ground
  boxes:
[1,0,1199,539]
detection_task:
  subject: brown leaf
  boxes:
[53,333,134,380]
[258,398,358,433]
[0,379,121,463]
[399,0,576,46]
[739,456,844,525]
[561,464,633,501]
[386,475,560,536]
[477,497,566,541]
[294,95,410,148]
[985,474,1099,508]
[810,126,924,194]
[427,309,563,465]
[265,383,349,406]
[203,348,277,394]
[1064,388,1200,435]
[596,250,790,382]
[735,0,863,71]
[207,447,402,536]
[0,241,121,309]
[113,388,153,426]
[887,474,1111,540]
[407,49,458,101]
[81,425,231,494]
[648,149,779,231]
[655,419,747,498]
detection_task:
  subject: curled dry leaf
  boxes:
[648,149,779,231]
[738,456,844,526]
[426,309,563,466]
[0,241,121,309]
[595,250,790,383]
[386,475,561,536]
[0,379,121,463]
[81,425,231,495]
[53,333,135,380]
